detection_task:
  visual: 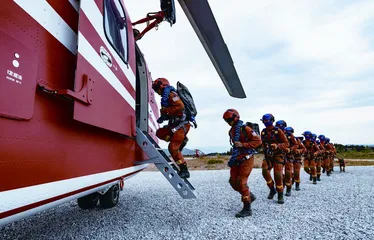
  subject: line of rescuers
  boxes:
[222,109,336,218]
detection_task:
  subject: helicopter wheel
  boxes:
[99,184,120,208]
[77,192,100,209]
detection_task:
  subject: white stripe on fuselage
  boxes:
[80,0,136,90]
[78,33,135,110]
[0,164,148,214]
[14,0,78,55]
[80,1,160,125]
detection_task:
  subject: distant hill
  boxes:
[162,148,195,156]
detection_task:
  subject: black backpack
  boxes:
[177,81,198,128]
[244,122,260,136]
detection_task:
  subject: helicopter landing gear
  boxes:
[77,192,100,209]
[77,183,121,210]
[98,184,120,209]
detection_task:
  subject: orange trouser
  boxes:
[329,157,334,170]
[293,158,302,183]
[229,156,254,202]
[316,159,322,176]
[284,158,293,188]
[304,159,316,177]
[156,123,190,165]
[262,155,285,193]
[323,158,330,172]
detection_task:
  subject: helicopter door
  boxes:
[72,0,136,136]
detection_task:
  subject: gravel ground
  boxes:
[2,166,374,240]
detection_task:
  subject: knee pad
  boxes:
[262,167,269,177]
[274,172,282,180]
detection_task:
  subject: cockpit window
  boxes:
[103,0,128,64]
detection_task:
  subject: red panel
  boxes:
[0,29,38,120]
[0,1,146,193]
[73,54,134,136]
[72,1,136,136]
[78,11,135,97]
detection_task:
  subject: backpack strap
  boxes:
[240,125,249,142]
[272,126,281,143]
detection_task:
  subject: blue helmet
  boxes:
[326,138,330,143]
[316,140,320,144]
[275,120,287,131]
[312,133,317,141]
[318,134,326,141]
[284,126,294,134]
[261,113,274,127]
[302,131,312,140]
[297,136,304,141]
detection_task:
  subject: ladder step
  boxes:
[135,128,196,199]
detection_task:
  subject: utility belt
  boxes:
[293,158,302,164]
[264,146,285,158]
[170,120,189,133]
[285,156,294,164]
[264,152,285,170]
[232,153,253,167]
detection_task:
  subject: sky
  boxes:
[125,0,374,153]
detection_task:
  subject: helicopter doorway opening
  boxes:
[135,43,148,132]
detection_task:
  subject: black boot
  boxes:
[295,182,300,191]
[285,187,291,197]
[235,201,252,218]
[267,187,276,199]
[317,175,321,181]
[313,177,317,184]
[178,164,190,178]
[179,137,189,151]
[250,192,256,203]
[309,174,312,181]
[322,168,326,173]
[278,192,284,204]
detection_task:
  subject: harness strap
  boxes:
[171,120,189,133]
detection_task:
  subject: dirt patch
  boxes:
[143,154,264,171]
[342,159,374,166]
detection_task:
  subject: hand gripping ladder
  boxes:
[135,128,196,199]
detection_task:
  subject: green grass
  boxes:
[207,159,224,164]
[337,151,374,159]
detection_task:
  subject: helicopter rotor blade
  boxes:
[177,0,246,99]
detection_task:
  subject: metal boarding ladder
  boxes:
[134,128,196,199]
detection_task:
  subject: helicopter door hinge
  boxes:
[37,74,93,105]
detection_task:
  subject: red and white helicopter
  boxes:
[0,0,246,226]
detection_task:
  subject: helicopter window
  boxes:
[103,0,128,64]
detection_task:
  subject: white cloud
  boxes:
[125,0,374,151]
